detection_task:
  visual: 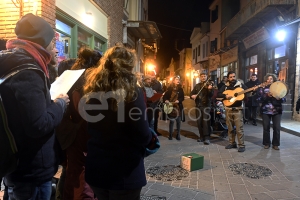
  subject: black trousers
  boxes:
[153,108,160,133]
[245,106,258,121]
[195,107,211,140]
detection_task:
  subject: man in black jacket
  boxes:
[245,74,261,126]
[217,71,247,152]
[190,73,214,145]
[1,14,69,199]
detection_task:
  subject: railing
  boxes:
[226,0,296,38]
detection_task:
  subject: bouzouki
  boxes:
[222,82,269,107]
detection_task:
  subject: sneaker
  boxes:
[238,147,245,152]
[197,138,204,142]
[264,145,270,149]
[204,139,210,145]
[252,122,257,126]
[225,143,237,149]
[272,146,279,150]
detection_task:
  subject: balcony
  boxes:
[226,0,296,40]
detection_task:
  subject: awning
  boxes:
[124,21,162,48]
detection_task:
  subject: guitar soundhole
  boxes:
[234,93,238,97]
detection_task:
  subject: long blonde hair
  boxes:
[84,44,137,110]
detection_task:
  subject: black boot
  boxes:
[252,120,257,126]
[168,133,172,140]
[176,133,181,141]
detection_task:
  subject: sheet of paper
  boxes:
[50,69,85,100]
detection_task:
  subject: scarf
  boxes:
[6,39,51,77]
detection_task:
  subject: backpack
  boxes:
[0,63,38,177]
[0,95,18,177]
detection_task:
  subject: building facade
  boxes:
[0,0,161,74]
[225,0,297,120]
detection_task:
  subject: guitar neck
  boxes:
[237,86,258,95]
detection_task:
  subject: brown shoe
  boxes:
[264,145,270,149]
[272,146,279,150]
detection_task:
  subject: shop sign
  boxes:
[243,27,269,49]
[221,46,237,66]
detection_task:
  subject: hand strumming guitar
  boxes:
[226,95,233,100]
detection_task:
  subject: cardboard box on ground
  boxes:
[180,153,204,172]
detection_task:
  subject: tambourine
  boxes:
[163,103,173,114]
[269,81,288,99]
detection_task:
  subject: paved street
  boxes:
[142,98,300,200]
[2,98,300,200]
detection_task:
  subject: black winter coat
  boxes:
[190,82,214,107]
[163,86,185,122]
[0,49,65,184]
[245,79,261,107]
[85,88,152,190]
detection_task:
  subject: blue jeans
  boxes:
[262,114,281,146]
[4,178,52,200]
[169,116,181,137]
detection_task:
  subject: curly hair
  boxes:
[83,44,137,111]
[72,47,102,70]
[264,73,277,82]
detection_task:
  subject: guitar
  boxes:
[222,82,269,107]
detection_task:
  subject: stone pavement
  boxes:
[142,98,300,200]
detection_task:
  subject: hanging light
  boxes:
[275,30,286,42]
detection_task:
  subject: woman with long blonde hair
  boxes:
[82,44,151,199]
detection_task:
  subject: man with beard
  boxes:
[245,74,261,126]
[217,71,247,152]
[190,73,214,145]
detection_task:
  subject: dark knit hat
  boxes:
[15,13,54,48]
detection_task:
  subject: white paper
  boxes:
[50,69,85,100]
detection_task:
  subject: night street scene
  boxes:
[1,0,300,200]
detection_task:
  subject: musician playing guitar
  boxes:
[217,71,248,153]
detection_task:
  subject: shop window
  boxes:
[94,38,103,51]
[267,49,272,60]
[274,45,286,59]
[250,55,257,65]
[245,57,249,66]
[78,29,90,44]
[267,62,273,74]
[56,19,71,35]
[55,32,70,63]
[221,66,228,78]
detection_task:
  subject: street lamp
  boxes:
[275,30,286,41]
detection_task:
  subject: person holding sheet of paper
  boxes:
[56,47,101,200]
[0,13,69,199]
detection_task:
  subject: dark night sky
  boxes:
[148,0,212,73]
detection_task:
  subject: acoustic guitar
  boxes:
[222,82,269,107]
